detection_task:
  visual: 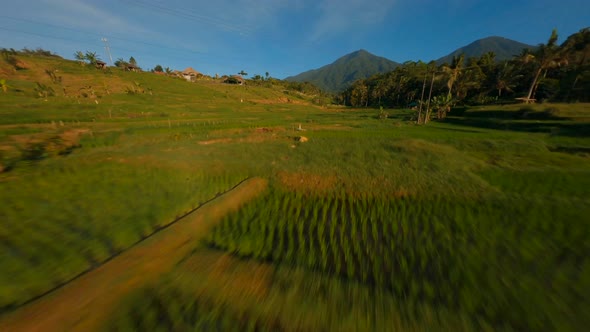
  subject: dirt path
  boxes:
[0,177,268,332]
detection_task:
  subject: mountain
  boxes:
[285,49,400,92]
[435,36,535,65]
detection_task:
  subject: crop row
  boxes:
[206,189,590,330]
[109,285,281,332]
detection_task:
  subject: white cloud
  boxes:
[37,0,150,35]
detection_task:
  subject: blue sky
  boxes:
[1,0,588,78]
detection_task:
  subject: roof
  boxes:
[182,67,201,75]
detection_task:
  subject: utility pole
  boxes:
[101,37,113,65]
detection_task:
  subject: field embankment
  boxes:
[0,177,267,332]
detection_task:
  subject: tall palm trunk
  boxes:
[417,73,427,124]
[425,72,435,124]
[525,67,543,103]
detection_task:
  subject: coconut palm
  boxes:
[522,29,568,103]
[74,51,85,65]
[84,51,100,66]
[561,28,590,100]
[441,54,465,99]
[494,62,521,97]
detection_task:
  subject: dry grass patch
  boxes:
[276,171,339,194]
[182,251,273,302]
[198,138,232,145]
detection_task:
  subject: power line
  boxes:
[0,26,95,46]
[0,11,264,73]
[0,15,206,56]
[0,25,254,72]
[119,0,253,35]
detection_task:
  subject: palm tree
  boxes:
[114,58,128,68]
[442,54,465,98]
[74,51,85,65]
[84,51,100,66]
[494,62,520,97]
[561,28,590,100]
[523,29,567,103]
[371,80,387,106]
[454,57,484,101]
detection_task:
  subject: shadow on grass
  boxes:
[429,126,484,134]
[455,106,569,121]
[548,146,590,156]
[444,117,590,137]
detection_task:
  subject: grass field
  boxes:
[1,54,589,331]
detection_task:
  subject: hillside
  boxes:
[0,52,319,113]
[435,36,534,65]
[285,49,400,93]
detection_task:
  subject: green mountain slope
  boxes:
[285,50,400,92]
[436,36,534,64]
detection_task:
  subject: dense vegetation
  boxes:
[341,29,590,112]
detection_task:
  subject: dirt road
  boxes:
[0,177,268,332]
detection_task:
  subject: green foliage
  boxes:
[74,51,85,64]
[125,81,144,94]
[430,94,454,119]
[0,164,246,309]
[339,29,590,108]
[84,51,100,66]
[34,82,55,99]
[18,47,60,58]
[44,69,62,84]
[377,106,388,119]
[0,79,9,93]
[205,185,590,331]
[108,284,281,331]
[224,76,241,85]
[114,58,128,68]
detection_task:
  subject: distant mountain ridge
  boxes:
[435,36,535,65]
[285,49,400,92]
[287,36,535,93]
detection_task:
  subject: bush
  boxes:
[377,106,388,119]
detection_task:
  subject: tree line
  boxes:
[338,28,590,123]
